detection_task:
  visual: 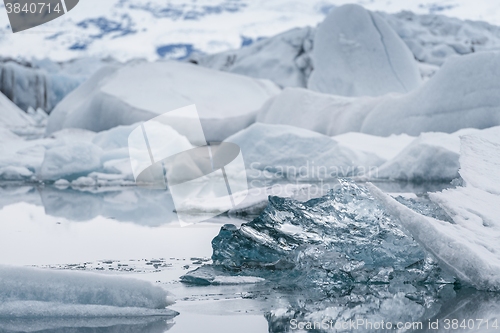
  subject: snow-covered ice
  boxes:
[46,61,280,141]
[308,4,422,97]
[370,127,500,291]
[0,265,177,318]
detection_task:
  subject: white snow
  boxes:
[369,126,500,291]
[308,4,422,97]
[0,265,176,317]
[46,61,280,141]
[225,123,383,180]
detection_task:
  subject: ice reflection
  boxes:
[0,317,174,333]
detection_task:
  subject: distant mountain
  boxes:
[0,0,498,62]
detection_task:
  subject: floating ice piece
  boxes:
[225,123,383,179]
[181,265,265,285]
[208,179,452,294]
[0,265,177,318]
[308,4,422,97]
[0,166,33,181]
[39,142,104,181]
[373,129,479,181]
[46,61,280,141]
[332,132,415,161]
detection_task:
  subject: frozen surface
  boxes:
[225,123,383,180]
[46,61,280,141]
[369,128,500,291]
[259,52,500,136]
[308,4,421,97]
[0,265,176,318]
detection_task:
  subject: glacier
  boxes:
[308,4,422,97]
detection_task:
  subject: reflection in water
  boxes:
[0,185,177,226]
[263,287,500,332]
[0,317,174,333]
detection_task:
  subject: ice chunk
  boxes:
[181,265,265,286]
[39,142,104,181]
[0,166,33,181]
[361,52,500,136]
[373,129,479,181]
[197,27,314,88]
[333,132,415,161]
[383,11,500,66]
[0,265,177,318]
[308,4,421,97]
[225,123,383,179]
[0,91,32,128]
[206,179,452,295]
[260,52,500,137]
[46,62,280,141]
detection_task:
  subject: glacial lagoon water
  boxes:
[0,182,499,333]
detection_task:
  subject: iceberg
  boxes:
[0,91,32,128]
[0,265,177,318]
[46,61,280,141]
[197,27,314,88]
[225,123,383,180]
[259,52,500,137]
[308,4,422,97]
